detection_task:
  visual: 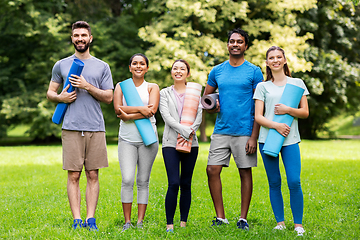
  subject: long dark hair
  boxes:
[265,46,291,81]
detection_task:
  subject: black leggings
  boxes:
[162,147,198,224]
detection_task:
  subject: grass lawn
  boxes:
[0,140,359,239]
[317,112,360,138]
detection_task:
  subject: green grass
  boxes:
[6,124,30,137]
[317,112,360,138]
[0,140,359,239]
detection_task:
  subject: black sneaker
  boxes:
[211,217,229,226]
[237,219,249,230]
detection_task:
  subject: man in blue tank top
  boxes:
[46,21,114,231]
[204,28,263,230]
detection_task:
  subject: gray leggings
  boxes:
[118,138,159,204]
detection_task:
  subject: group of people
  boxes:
[46,21,309,237]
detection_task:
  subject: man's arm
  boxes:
[245,119,260,155]
[46,81,77,103]
[69,74,113,104]
[245,87,261,155]
[204,83,216,95]
[203,84,220,113]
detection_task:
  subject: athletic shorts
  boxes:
[62,130,108,171]
[207,134,257,168]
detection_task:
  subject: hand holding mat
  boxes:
[120,78,157,146]
[52,59,84,124]
[201,93,219,110]
[262,83,305,157]
[176,82,202,153]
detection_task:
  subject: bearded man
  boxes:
[46,21,114,230]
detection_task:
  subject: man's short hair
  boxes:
[227,28,249,46]
[72,21,91,35]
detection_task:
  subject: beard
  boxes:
[73,41,90,53]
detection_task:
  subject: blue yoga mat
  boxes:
[119,78,158,146]
[262,83,305,157]
[52,59,84,124]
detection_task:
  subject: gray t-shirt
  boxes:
[253,77,309,146]
[51,55,114,132]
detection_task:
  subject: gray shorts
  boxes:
[207,134,257,168]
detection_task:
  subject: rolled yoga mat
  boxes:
[201,93,219,110]
[262,83,305,157]
[119,78,157,146]
[176,82,202,153]
[52,59,84,124]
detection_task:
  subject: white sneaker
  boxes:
[273,224,286,230]
[294,226,305,236]
[211,217,229,226]
[218,218,229,224]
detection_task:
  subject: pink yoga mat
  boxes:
[176,82,202,153]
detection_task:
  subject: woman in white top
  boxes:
[253,46,309,236]
[113,53,160,231]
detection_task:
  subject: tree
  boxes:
[65,0,158,132]
[348,0,359,5]
[138,0,316,140]
[0,0,71,139]
[2,0,359,141]
[295,0,360,138]
[0,0,154,140]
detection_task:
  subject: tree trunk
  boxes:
[199,111,208,142]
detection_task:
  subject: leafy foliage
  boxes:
[347,0,360,5]
[139,0,316,90]
[295,0,360,138]
[138,0,316,139]
[1,0,360,140]
[0,0,153,140]
[0,0,71,139]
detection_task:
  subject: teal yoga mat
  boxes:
[262,83,305,157]
[52,59,84,124]
[119,78,157,146]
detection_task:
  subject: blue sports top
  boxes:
[207,60,263,136]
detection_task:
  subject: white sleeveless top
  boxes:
[119,80,157,143]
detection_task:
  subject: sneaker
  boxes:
[72,219,83,229]
[137,221,143,229]
[85,218,98,231]
[237,218,249,231]
[294,226,305,236]
[273,224,286,230]
[122,222,133,232]
[211,217,229,226]
[166,228,174,233]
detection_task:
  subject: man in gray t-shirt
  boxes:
[46,21,113,230]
